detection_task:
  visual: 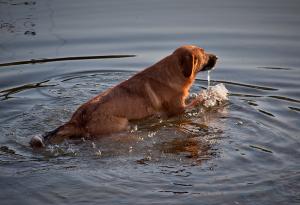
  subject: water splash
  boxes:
[207,70,211,87]
[199,84,229,108]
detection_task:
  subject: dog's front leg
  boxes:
[185,95,205,110]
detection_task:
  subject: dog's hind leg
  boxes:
[85,115,129,137]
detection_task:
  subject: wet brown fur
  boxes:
[31,45,217,147]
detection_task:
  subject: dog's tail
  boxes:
[30,122,82,148]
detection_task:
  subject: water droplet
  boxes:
[207,70,211,87]
[95,150,102,156]
[130,125,138,132]
[147,131,156,138]
[236,121,243,125]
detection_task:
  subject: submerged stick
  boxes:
[0,54,136,67]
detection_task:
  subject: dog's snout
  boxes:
[209,54,218,62]
[201,54,218,72]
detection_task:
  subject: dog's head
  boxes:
[173,45,218,78]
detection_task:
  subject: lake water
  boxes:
[0,0,299,204]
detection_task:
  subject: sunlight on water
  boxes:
[0,0,299,204]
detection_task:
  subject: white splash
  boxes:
[198,83,229,108]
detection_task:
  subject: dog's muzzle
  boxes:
[202,54,218,71]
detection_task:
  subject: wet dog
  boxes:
[30,45,217,148]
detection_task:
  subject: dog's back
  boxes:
[30,45,217,148]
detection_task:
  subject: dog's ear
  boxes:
[180,53,194,78]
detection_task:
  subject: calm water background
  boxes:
[0,0,299,204]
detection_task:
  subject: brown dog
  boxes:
[30,45,217,148]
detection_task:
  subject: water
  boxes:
[198,83,228,108]
[207,70,211,87]
[0,0,300,204]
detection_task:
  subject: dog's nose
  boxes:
[210,54,218,61]
[208,54,218,65]
[201,54,218,72]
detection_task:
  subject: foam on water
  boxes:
[192,71,229,108]
[199,83,229,108]
[188,71,228,108]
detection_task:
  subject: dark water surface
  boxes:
[0,0,299,204]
